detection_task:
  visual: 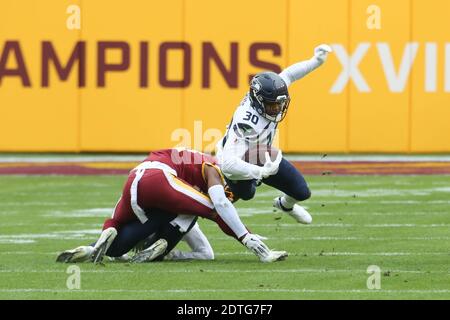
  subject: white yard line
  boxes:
[6,235,431,242]
[214,252,449,256]
[0,268,448,275]
[0,288,448,294]
[0,252,56,255]
[0,223,99,227]
[307,200,450,204]
[0,251,448,257]
[1,209,448,224]
[310,212,448,216]
[311,252,449,256]
[0,240,36,244]
[1,227,449,244]
[207,236,450,241]
[207,223,450,228]
[0,202,72,207]
[309,188,450,197]
[0,233,99,239]
[43,208,114,218]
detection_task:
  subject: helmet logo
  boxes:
[253,81,261,92]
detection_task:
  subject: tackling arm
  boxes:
[204,165,273,259]
[205,165,248,239]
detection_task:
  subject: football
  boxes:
[243,145,280,167]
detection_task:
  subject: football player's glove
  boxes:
[260,150,283,179]
[241,233,288,263]
[314,44,333,63]
[241,233,270,256]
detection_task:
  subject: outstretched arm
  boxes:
[204,165,274,260]
[280,44,332,87]
[205,164,248,239]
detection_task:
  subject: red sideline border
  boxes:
[1,161,450,175]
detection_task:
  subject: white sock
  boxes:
[280,195,297,210]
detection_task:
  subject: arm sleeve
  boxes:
[208,184,248,239]
[279,56,323,87]
[165,223,214,260]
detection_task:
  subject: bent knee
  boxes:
[290,185,311,201]
[238,189,256,201]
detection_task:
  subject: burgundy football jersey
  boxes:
[145,148,218,194]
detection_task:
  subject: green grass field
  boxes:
[0,174,449,300]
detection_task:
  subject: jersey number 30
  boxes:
[243,111,259,125]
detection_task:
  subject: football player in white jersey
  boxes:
[216,44,332,224]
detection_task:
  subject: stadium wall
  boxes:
[0,0,449,153]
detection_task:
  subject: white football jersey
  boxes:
[216,55,324,181]
[216,93,277,166]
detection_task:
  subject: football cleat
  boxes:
[56,246,94,263]
[258,250,288,263]
[91,227,118,264]
[131,238,168,263]
[273,197,312,224]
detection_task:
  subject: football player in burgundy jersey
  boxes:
[56,148,287,263]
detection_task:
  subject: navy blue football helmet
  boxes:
[248,72,291,123]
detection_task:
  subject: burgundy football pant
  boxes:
[103,169,215,231]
